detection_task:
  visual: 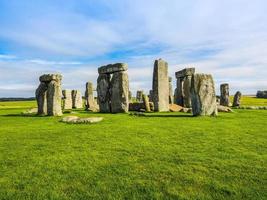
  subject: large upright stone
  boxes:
[220,83,230,106]
[72,90,83,109]
[36,82,48,115]
[169,77,174,104]
[142,94,151,112]
[136,90,144,102]
[62,90,72,110]
[97,74,111,113]
[110,71,129,113]
[152,59,169,112]
[191,74,217,116]
[36,74,62,116]
[233,91,242,107]
[47,79,63,116]
[85,82,94,110]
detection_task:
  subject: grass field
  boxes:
[0,97,266,200]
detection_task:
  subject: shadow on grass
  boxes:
[143,114,193,118]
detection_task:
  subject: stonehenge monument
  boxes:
[169,77,174,104]
[191,74,218,116]
[220,83,230,106]
[97,63,129,113]
[233,91,242,107]
[72,90,83,109]
[152,59,169,112]
[85,82,95,110]
[36,74,62,116]
[62,89,72,110]
[256,90,267,98]
[174,68,195,108]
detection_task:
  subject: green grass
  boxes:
[230,96,267,106]
[0,98,266,200]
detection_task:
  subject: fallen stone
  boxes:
[60,116,103,124]
[169,104,183,112]
[217,105,233,112]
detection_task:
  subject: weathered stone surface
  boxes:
[136,90,144,102]
[128,91,132,103]
[36,82,48,115]
[233,91,242,107]
[47,80,62,116]
[174,79,183,106]
[39,74,62,82]
[85,82,95,110]
[98,63,128,74]
[175,68,195,78]
[217,105,233,112]
[256,90,267,98]
[169,104,183,112]
[169,77,174,104]
[183,76,192,107]
[36,74,62,116]
[62,90,72,110]
[149,90,153,102]
[97,74,111,113]
[152,59,169,112]
[174,68,195,107]
[61,116,103,124]
[220,83,230,106]
[111,71,129,113]
[191,74,218,116]
[72,90,83,109]
[142,94,151,112]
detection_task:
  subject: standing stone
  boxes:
[149,90,153,102]
[220,83,230,106]
[72,90,83,109]
[36,74,62,116]
[97,74,111,113]
[62,90,72,110]
[128,91,132,103]
[233,91,242,107]
[142,94,151,112]
[174,78,184,106]
[36,82,48,115]
[97,63,129,113]
[85,82,94,110]
[152,59,169,112]
[191,74,217,116]
[136,90,144,102]
[174,68,195,107]
[169,77,174,104]
[111,71,129,113]
[47,80,63,116]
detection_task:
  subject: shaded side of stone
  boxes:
[97,74,111,113]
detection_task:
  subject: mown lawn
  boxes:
[0,98,266,200]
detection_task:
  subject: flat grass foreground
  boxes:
[0,98,266,200]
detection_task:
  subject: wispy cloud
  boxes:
[0,0,266,97]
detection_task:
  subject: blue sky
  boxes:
[0,0,266,97]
